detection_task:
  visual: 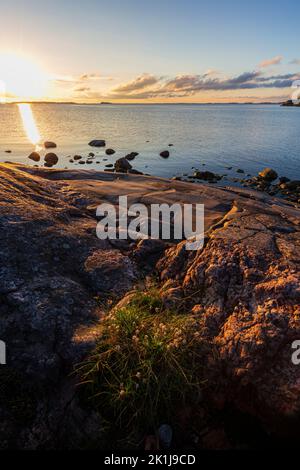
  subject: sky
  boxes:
[0,0,300,102]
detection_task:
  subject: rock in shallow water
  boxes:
[105,148,115,155]
[28,152,40,162]
[194,171,221,181]
[259,167,278,181]
[125,152,139,160]
[88,139,106,147]
[44,141,57,149]
[114,157,132,173]
[44,153,58,167]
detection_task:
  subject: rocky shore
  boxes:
[23,140,300,208]
[0,162,299,449]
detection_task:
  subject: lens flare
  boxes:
[18,103,41,146]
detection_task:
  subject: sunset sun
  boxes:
[0,52,49,100]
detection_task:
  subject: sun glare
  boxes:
[0,52,49,100]
[18,103,41,146]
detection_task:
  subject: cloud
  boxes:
[259,55,283,68]
[108,70,300,99]
[203,69,219,77]
[52,73,112,86]
[79,73,114,81]
[290,59,300,65]
[111,74,159,93]
[74,86,91,93]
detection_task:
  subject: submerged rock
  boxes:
[125,152,139,161]
[128,169,143,175]
[194,171,221,181]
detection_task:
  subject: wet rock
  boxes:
[89,152,95,157]
[279,176,290,184]
[259,168,278,181]
[44,141,57,149]
[105,149,115,155]
[125,152,139,161]
[105,164,114,168]
[114,157,132,173]
[237,169,244,174]
[74,155,82,161]
[160,151,170,158]
[283,180,300,190]
[28,152,40,162]
[5,150,12,153]
[44,153,58,167]
[88,140,106,147]
[128,169,143,175]
[194,171,221,182]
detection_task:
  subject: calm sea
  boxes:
[0,103,299,181]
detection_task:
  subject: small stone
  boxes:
[160,151,170,158]
[28,152,40,162]
[88,140,106,147]
[105,149,116,155]
[44,141,57,149]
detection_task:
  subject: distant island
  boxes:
[281,99,300,107]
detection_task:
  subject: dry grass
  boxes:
[77,289,209,438]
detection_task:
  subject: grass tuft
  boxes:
[77,289,209,438]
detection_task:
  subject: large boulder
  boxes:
[157,194,300,437]
[0,163,139,449]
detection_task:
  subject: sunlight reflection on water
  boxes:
[17,103,41,147]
